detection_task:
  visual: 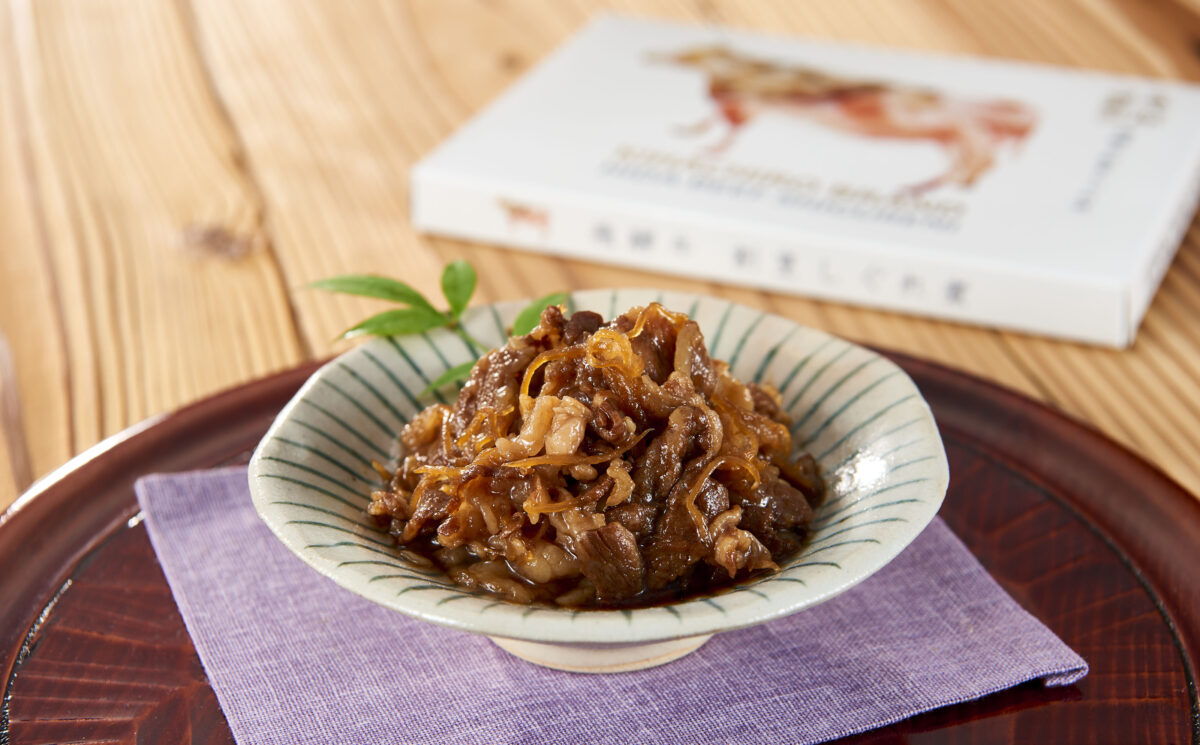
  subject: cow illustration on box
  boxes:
[656,46,1036,194]
[498,199,550,234]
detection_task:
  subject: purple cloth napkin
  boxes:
[136,467,1086,745]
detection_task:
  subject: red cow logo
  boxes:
[655,45,1036,194]
[498,199,549,234]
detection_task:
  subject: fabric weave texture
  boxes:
[135,467,1087,745]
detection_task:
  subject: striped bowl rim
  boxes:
[249,289,949,643]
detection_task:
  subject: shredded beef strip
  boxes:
[367,302,825,608]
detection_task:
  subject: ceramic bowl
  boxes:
[249,289,949,672]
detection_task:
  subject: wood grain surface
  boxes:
[3,0,1200,512]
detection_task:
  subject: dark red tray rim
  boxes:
[1,353,1198,743]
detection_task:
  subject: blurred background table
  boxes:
[2,0,1200,512]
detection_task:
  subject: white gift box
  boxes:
[412,15,1200,346]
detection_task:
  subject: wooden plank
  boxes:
[186,0,1042,401]
[0,0,66,509]
[184,0,1200,500]
[185,0,598,354]
[1089,0,1200,80]
[0,0,1188,507]
[1002,223,1200,499]
[930,0,1170,73]
[1,0,305,495]
[0,333,32,510]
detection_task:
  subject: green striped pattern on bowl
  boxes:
[249,289,948,644]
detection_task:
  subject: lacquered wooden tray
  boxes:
[1,354,1197,744]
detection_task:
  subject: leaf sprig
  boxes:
[309,261,567,392]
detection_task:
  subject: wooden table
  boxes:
[3,0,1200,514]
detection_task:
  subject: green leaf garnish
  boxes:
[440,261,477,320]
[512,292,569,336]
[309,275,439,315]
[341,306,449,339]
[421,360,476,395]
[313,262,567,399]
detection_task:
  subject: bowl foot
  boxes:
[489,634,712,673]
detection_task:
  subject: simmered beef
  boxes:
[575,523,646,601]
[367,303,825,607]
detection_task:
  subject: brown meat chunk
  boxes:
[575,475,614,505]
[531,304,568,346]
[629,313,678,384]
[696,477,731,521]
[588,391,633,444]
[708,506,777,578]
[603,502,657,538]
[747,382,789,426]
[631,406,701,505]
[396,404,451,472]
[643,459,713,589]
[370,301,825,608]
[776,452,825,507]
[734,468,814,554]
[450,344,536,438]
[400,481,455,543]
[674,321,719,396]
[564,310,604,345]
[575,523,646,601]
